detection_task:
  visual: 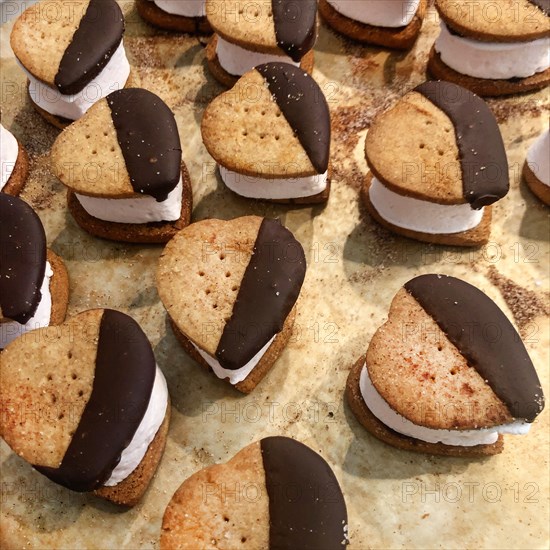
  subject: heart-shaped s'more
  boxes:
[0,309,170,506]
[363,80,509,247]
[1,194,69,348]
[205,0,317,86]
[157,216,306,393]
[202,62,331,204]
[347,274,545,457]
[161,436,348,549]
[51,88,193,243]
[429,0,550,97]
[11,0,131,128]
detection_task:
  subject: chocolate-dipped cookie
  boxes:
[136,0,211,33]
[202,62,331,204]
[205,0,316,87]
[0,309,171,506]
[429,0,550,97]
[51,88,193,243]
[1,123,29,196]
[346,274,545,457]
[10,0,131,128]
[161,436,348,548]
[524,129,550,206]
[1,194,69,349]
[319,0,427,50]
[362,80,508,246]
[157,216,306,393]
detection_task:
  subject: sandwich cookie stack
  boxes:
[429,0,550,96]
[363,81,509,246]
[157,216,305,393]
[319,0,427,49]
[0,194,69,348]
[205,0,317,87]
[347,274,546,457]
[10,0,132,128]
[0,124,29,196]
[0,309,170,506]
[202,63,331,204]
[51,88,193,243]
[161,436,348,548]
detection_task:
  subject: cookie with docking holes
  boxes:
[205,0,317,87]
[0,309,170,506]
[429,0,550,96]
[362,80,509,246]
[202,62,331,204]
[51,88,193,243]
[346,274,545,457]
[156,216,306,393]
[0,194,69,349]
[160,436,349,548]
[10,0,133,128]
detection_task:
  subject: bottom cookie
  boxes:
[346,357,504,457]
[27,71,139,130]
[135,0,211,33]
[168,306,296,394]
[318,0,427,50]
[95,401,171,507]
[205,34,315,88]
[2,140,29,196]
[428,47,550,97]
[361,173,492,247]
[67,164,193,244]
[523,161,550,206]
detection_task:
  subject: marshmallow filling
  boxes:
[147,0,206,17]
[219,165,327,200]
[0,124,19,190]
[327,0,421,28]
[369,176,484,234]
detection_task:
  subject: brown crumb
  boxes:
[487,266,550,336]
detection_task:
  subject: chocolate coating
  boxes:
[256,63,330,174]
[0,194,47,324]
[55,0,124,95]
[107,88,182,202]
[528,0,549,16]
[216,219,306,371]
[405,274,545,422]
[261,436,348,549]
[415,81,509,209]
[271,0,317,61]
[36,310,156,492]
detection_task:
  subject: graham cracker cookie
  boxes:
[157,216,306,392]
[1,138,29,196]
[136,0,212,33]
[160,436,348,548]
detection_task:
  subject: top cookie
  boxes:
[11,0,124,93]
[51,88,182,200]
[202,63,330,178]
[206,0,317,57]
[436,0,549,42]
[365,81,508,207]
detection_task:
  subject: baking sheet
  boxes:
[1,1,549,548]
